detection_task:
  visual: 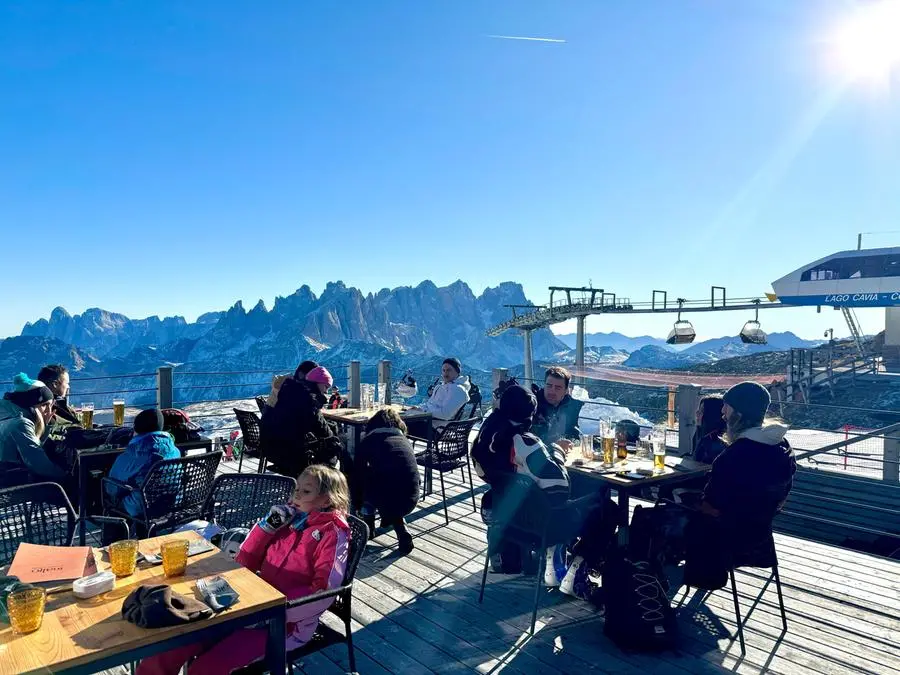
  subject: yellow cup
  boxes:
[8,588,47,634]
[161,540,190,578]
[109,539,139,577]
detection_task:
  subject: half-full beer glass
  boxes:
[113,399,126,427]
[81,403,95,429]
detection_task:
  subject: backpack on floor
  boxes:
[602,552,678,653]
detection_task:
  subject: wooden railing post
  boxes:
[378,360,392,405]
[676,384,700,453]
[157,366,173,409]
[348,361,361,408]
[491,368,508,410]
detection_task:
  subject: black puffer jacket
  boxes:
[260,378,342,476]
[530,386,583,446]
[352,427,420,519]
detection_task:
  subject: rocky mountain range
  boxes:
[619,332,820,369]
[3,280,566,406]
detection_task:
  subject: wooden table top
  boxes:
[565,448,711,489]
[0,531,284,675]
[322,404,431,427]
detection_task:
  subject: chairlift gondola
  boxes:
[666,299,696,345]
[739,300,768,345]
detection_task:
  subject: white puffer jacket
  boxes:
[420,375,471,421]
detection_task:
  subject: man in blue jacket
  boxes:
[106,408,181,517]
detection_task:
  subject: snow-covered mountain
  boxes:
[554,331,670,352]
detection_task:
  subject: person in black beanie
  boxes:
[106,407,181,519]
[0,373,66,485]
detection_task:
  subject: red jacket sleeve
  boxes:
[309,524,342,593]
[235,523,275,572]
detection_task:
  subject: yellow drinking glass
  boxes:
[8,588,47,634]
[109,539,139,577]
[161,540,190,578]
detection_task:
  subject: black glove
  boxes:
[122,585,213,628]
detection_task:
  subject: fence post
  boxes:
[491,368,508,410]
[667,386,676,429]
[378,360,392,405]
[885,434,900,483]
[348,361,361,408]
[157,366,173,409]
[676,384,701,454]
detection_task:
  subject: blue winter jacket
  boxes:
[105,431,181,517]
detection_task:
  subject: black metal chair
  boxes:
[202,473,295,530]
[415,417,479,525]
[234,408,264,474]
[255,396,268,416]
[101,451,222,538]
[237,515,370,675]
[477,475,573,633]
[0,482,128,565]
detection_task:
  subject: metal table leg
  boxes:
[267,604,287,674]
[617,490,631,547]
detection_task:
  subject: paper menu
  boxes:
[7,543,97,584]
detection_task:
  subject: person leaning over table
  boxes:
[530,366,584,452]
[0,373,67,487]
[406,357,471,439]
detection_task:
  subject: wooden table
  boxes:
[76,438,213,545]
[0,531,285,675]
[323,405,436,493]
[565,448,711,545]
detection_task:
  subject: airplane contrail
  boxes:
[487,34,566,43]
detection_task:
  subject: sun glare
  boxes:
[829,0,900,87]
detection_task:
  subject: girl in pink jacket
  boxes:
[137,465,351,675]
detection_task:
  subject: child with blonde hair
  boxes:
[137,465,351,675]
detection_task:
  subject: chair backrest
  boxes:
[142,451,222,521]
[255,396,268,415]
[0,482,76,566]
[491,474,553,540]
[234,409,262,452]
[203,473,295,530]
[343,514,370,586]
[437,417,480,458]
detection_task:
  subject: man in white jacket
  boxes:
[408,358,471,437]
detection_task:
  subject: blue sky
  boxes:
[1,0,898,341]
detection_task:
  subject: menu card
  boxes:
[7,543,97,584]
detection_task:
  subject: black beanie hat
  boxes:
[294,360,319,380]
[134,408,164,435]
[499,384,537,426]
[442,357,462,375]
[723,381,771,426]
[3,373,54,409]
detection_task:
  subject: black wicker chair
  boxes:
[0,482,128,565]
[415,417,479,525]
[234,408,264,474]
[202,473,295,530]
[101,451,222,538]
[255,396,268,416]
[237,515,370,675]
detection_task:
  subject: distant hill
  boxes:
[622,345,709,369]
[554,331,670,352]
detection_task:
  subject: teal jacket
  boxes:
[0,398,65,481]
[106,431,181,517]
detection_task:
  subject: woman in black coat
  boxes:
[352,408,420,554]
[260,365,342,476]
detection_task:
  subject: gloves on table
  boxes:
[122,585,213,628]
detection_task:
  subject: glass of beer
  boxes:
[652,427,666,474]
[109,539,139,577]
[602,424,615,466]
[8,588,47,634]
[113,399,126,427]
[81,402,95,429]
[161,539,190,578]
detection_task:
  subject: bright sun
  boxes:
[830,0,900,86]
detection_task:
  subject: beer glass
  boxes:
[109,539,139,577]
[602,424,615,466]
[81,403,95,429]
[113,399,126,427]
[652,426,666,474]
[8,588,47,634]
[161,539,190,578]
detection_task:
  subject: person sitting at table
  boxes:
[531,366,584,451]
[0,373,66,487]
[406,357,471,439]
[264,360,318,410]
[104,408,181,519]
[471,385,616,587]
[691,395,727,464]
[37,363,80,425]
[351,408,420,554]
[136,465,352,675]
[260,364,342,476]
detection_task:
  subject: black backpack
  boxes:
[602,552,678,653]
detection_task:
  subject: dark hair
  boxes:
[365,408,408,435]
[294,360,319,380]
[38,364,68,385]
[698,395,726,437]
[544,366,571,389]
[442,357,462,375]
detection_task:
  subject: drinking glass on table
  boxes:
[651,425,667,474]
[8,588,46,634]
[109,539,139,577]
[113,399,126,427]
[80,402,95,429]
[161,539,190,577]
[580,434,594,460]
[377,383,387,408]
[601,423,615,466]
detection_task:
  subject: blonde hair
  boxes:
[300,464,350,513]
